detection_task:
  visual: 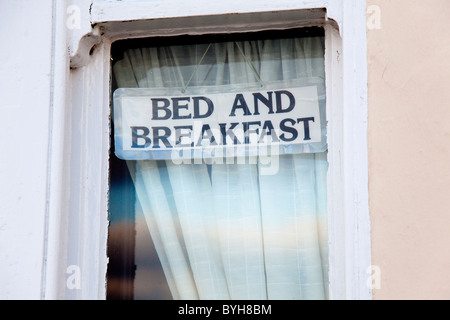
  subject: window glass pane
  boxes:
[107,28,328,300]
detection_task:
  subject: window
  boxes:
[107,27,330,300]
[49,0,369,301]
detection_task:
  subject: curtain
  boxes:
[113,36,329,300]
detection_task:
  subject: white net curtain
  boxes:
[112,34,329,300]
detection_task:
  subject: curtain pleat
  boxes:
[211,163,267,299]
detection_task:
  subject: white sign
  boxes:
[113,84,324,160]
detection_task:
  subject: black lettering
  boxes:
[174,125,193,147]
[131,126,151,148]
[230,94,251,117]
[275,90,295,113]
[259,120,279,143]
[151,98,172,120]
[196,124,218,146]
[193,96,214,119]
[279,119,298,142]
[297,117,315,141]
[172,97,191,120]
[152,127,172,148]
[219,123,241,145]
[243,121,261,144]
[253,92,274,115]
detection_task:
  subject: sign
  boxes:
[113,83,325,160]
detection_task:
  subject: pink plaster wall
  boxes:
[367,0,450,299]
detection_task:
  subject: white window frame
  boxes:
[42,0,370,300]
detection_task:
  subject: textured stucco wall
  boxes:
[367,0,450,299]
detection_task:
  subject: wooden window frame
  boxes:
[41,0,371,300]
